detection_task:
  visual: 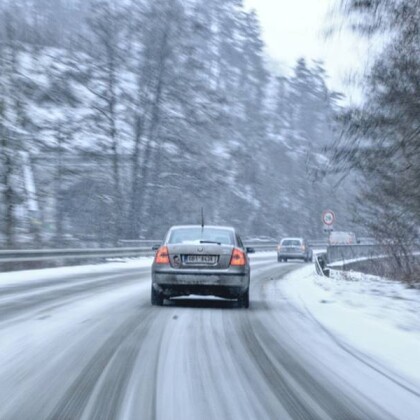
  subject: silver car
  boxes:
[151,225,254,308]
[277,237,312,262]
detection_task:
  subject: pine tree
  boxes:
[333,0,420,280]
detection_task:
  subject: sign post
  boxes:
[322,209,335,232]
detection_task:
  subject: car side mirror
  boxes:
[152,244,161,251]
[246,247,255,254]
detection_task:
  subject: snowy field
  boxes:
[275,264,420,394]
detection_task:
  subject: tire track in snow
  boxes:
[45,309,154,420]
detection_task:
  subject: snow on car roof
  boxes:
[169,225,235,231]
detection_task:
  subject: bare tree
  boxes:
[125,0,184,237]
[82,0,127,243]
[0,13,26,247]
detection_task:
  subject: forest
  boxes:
[1,0,406,246]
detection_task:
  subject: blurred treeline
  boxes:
[0,0,350,247]
[333,0,420,280]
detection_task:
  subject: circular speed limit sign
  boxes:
[322,210,335,226]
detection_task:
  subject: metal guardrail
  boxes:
[0,239,329,266]
[0,247,154,264]
[121,239,280,252]
[0,242,275,265]
[308,240,328,248]
[118,240,161,246]
[245,242,278,252]
[314,246,386,277]
[315,244,419,277]
[327,245,392,265]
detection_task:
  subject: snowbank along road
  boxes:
[0,254,419,420]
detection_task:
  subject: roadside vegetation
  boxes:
[331,0,420,282]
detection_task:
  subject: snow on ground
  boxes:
[0,257,154,288]
[276,264,420,391]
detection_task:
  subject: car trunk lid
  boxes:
[167,243,233,269]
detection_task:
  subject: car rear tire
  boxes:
[284,258,287,262]
[238,290,249,308]
[151,287,164,306]
[304,257,309,263]
[277,256,281,262]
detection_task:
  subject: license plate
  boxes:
[184,255,217,264]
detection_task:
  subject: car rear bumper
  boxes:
[153,283,247,298]
[152,268,249,298]
[278,252,307,259]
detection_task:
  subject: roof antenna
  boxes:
[201,206,205,230]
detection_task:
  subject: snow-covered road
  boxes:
[0,255,419,420]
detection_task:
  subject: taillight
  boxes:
[230,248,246,266]
[155,246,169,264]
[301,245,305,251]
[277,245,282,251]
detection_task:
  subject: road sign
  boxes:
[322,210,335,226]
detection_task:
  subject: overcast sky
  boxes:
[244,0,369,100]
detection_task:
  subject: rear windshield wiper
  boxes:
[199,240,221,245]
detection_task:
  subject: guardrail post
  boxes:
[315,253,330,277]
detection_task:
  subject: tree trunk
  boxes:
[127,113,143,239]
[136,29,169,236]
[54,132,64,245]
[1,129,14,248]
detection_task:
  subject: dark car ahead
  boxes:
[277,237,312,262]
[151,225,253,308]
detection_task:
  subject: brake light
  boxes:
[155,246,169,264]
[301,245,305,251]
[230,248,246,266]
[277,245,282,251]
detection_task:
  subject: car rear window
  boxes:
[281,239,301,246]
[168,228,234,245]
